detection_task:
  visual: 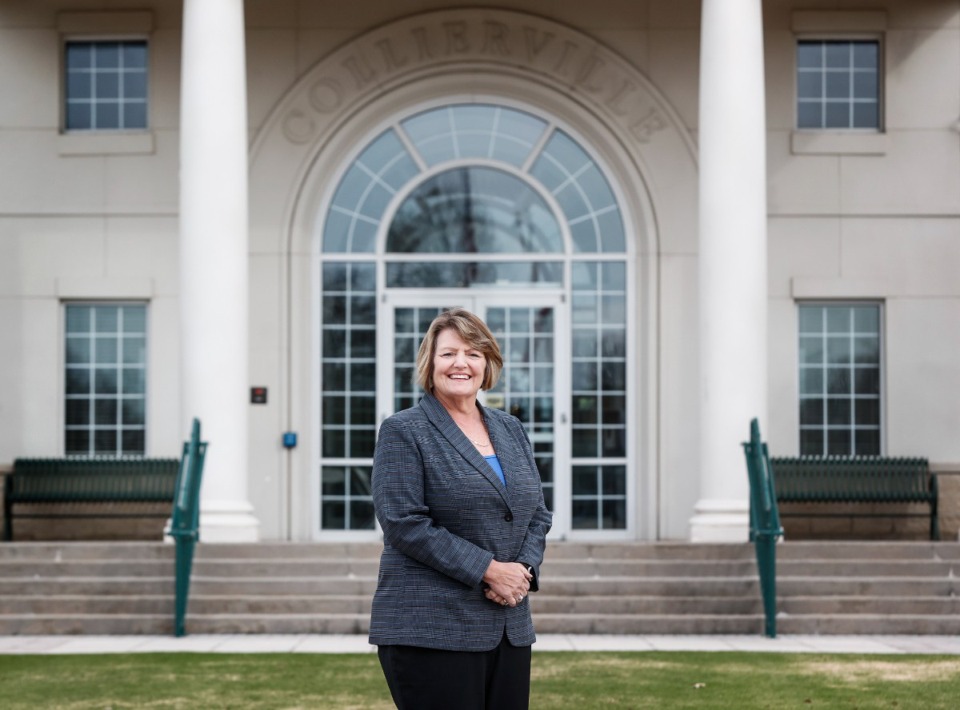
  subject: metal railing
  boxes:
[167,418,207,638]
[742,418,783,638]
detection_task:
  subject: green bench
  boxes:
[769,456,939,541]
[2,458,180,541]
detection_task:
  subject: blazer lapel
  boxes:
[419,394,509,502]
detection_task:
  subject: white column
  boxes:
[690,0,768,541]
[179,0,259,541]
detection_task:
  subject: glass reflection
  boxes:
[387,167,563,255]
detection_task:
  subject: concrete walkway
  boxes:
[2,634,960,655]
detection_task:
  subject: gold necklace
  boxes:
[452,416,492,448]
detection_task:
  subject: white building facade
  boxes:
[1,0,958,543]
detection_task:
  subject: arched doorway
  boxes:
[318,103,631,539]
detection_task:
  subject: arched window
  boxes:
[319,103,630,537]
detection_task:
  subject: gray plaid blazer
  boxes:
[369,393,552,651]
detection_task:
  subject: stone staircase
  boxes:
[0,540,957,635]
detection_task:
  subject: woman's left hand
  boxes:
[482,560,532,607]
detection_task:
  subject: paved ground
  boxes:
[2,634,960,655]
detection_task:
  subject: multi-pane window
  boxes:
[320,263,376,530]
[487,307,558,514]
[65,40,148,130]
[797,39,880,129]
[798,303,882,456]
[65,304,147,457]
[320,103,629,533]
[571,262,627,529]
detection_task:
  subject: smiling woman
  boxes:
[369,307,551,709]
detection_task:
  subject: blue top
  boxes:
[485,454,506,487]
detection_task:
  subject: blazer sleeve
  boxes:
[372,415,495,588]
[508,416,552,592]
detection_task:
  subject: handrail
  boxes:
[166,418,207,637]
[742,418,784,638]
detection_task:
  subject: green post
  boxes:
[170,418,206,638]
[743,418,783,638]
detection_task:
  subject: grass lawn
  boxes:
[1,651,959,709]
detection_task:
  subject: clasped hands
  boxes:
[482,559,532,608]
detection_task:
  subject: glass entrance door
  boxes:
[380,294,568,529]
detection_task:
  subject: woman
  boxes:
[370,308,552,710]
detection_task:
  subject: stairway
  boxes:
[775,541,960,635]
[0,541,957,635]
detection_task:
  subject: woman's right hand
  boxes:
[482,560,532,607]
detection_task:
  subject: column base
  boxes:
[199,501,261,543]
[689,499,750,542]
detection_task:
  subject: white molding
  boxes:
[791,131,888,156]
[56,277,155,299]
[58,11,154,34]
[58,131,155,156]
[791,11,887,33]
[791,277,895,299]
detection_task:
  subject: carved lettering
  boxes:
[280,14,674,153]
[282,108,316,144]
[309,78,343,113]
[575,54,606,94]
[553,40,579,75]
[629,108,667,143]
[342,55,377,90]
[411,26,433,60]
[523,27,554,63]
[605,78,638,116]
[443,21,470,54]
[482,20,510,56]
[374,38,408,71]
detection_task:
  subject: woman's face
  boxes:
[432,328,486,403]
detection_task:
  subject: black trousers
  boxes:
[377,633,531,710]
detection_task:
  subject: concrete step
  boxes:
[1,540,958,636]
[0,614,173,635]
[0,595,172,615]
[529,595,760,615]
[776,615,960,636]
[779,596,960,615]
[0,542,174,561]
[777,577,958,596]
[532,614,764,635]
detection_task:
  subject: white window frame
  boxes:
[57,11,155,155]
[796,300,884,457]
[63,301,149,458]
[790,10,888,156]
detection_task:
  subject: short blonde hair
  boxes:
[416,308,503,393]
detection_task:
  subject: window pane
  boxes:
[122,430,145,454]
[66,399,89,426]
[800,428,823,456]
[825,72,850,99]
[852,43,878,69]
[852,103,878,129]
[797,72,822,99]
[824,102,849,128]
[94,398,118,425]
[797,42,822,69]
[124,102,147,129]
[97,43,120,69]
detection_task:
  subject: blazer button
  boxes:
[504,513,513,522]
